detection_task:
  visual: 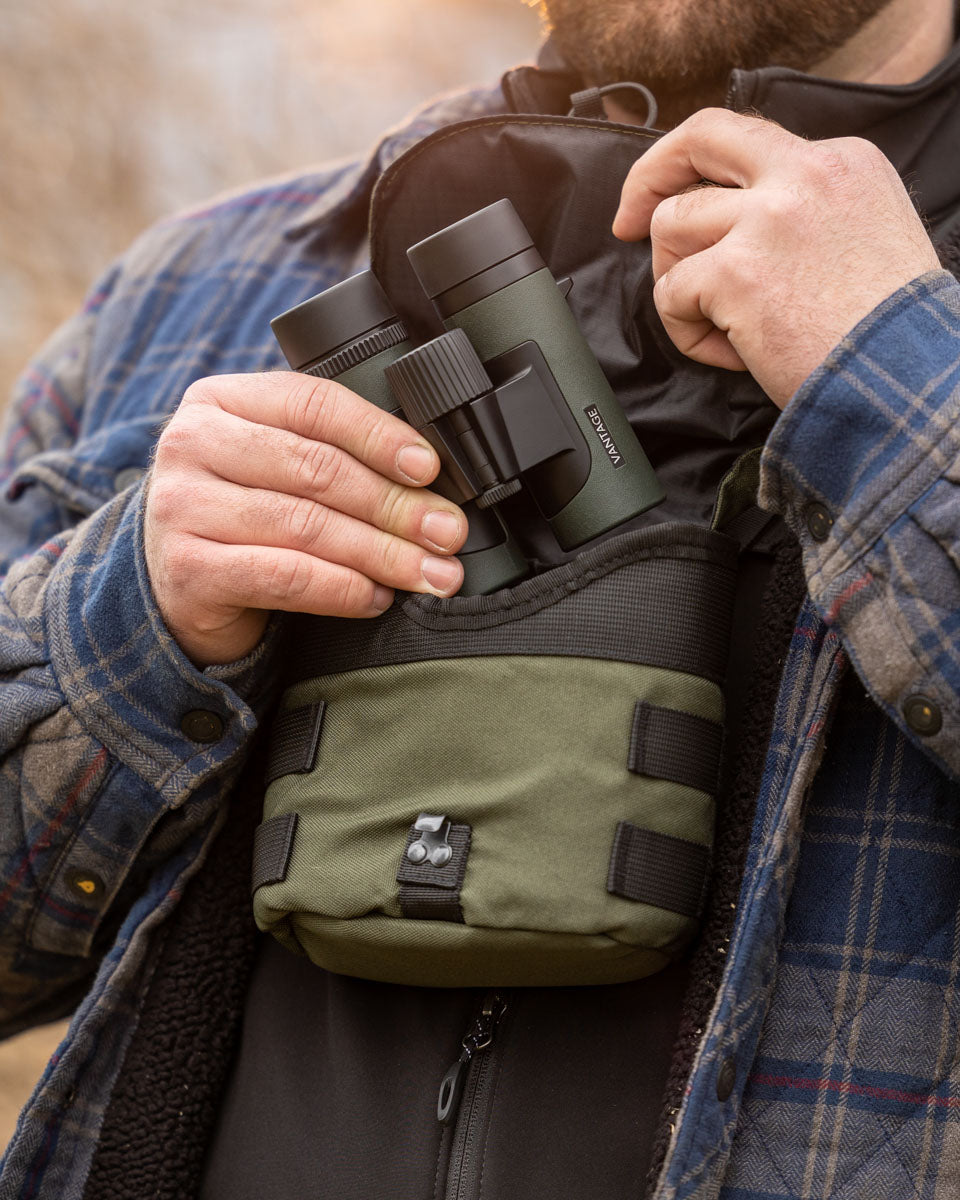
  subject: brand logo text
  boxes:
[583,405,624,469]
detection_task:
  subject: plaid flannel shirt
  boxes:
[1,78,959,1200]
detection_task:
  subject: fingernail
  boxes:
[372,585,394,612]
[422,509,462,551]
[397,443,436,483]
[421,555,463,594]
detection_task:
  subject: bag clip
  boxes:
[406,814,453,868]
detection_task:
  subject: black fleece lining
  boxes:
[82,745,266,1200]
[643,536,806,1195]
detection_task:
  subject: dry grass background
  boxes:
[0,0,543,403]
[0,0,542,1152]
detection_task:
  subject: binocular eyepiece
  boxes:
[271,199,664,595]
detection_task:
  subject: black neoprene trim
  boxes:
[285,526,738,688]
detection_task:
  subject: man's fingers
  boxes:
[649,185,744,281]
[653,251,748,373]
[170,478,465,597]
[182,371,441,486]
[173,537,400,621]
[156,405,466,550]
[613,109,791,241]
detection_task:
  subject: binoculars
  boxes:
[271,198,664,595]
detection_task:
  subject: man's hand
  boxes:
[144,371,467,667]
[613,108,941,408]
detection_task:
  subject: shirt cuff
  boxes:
[45,483,282,807]
[758,268,960,776]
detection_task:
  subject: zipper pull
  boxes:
[437,991,507,1125]
[437,1051,472,1125]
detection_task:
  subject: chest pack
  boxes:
[250,99,783,988]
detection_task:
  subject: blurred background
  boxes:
[0,0,543,404]
[0,0,543,1149]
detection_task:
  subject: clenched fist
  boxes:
[144,371,468,667]
[613,108,941,408]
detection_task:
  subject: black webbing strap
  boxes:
[251,812,299,894]
[396,823,472,922]
[710,449,784,554]
[607,821,709,918]
[265,702,325,787]
[722,503,781,553]
[628,702,723,795]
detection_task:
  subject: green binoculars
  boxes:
[271,198,664,594]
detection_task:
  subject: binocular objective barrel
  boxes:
[271,271,527,596]
[407,199,664,550]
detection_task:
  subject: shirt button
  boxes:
[65,868,105,900]
[903,694,942,737]
[113,466,146,493]
[716,1056,737,1102]
[804,502,834,543]
[180,709,225,743]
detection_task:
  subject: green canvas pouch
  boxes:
[251,521,738,987]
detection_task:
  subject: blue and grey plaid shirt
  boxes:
[2,79,960,1200]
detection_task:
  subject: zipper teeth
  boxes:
[443,991,509,1200]
[451,1052,491,1200]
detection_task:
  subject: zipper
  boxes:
[436,990,509,1200]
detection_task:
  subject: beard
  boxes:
[540,0,895,114]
